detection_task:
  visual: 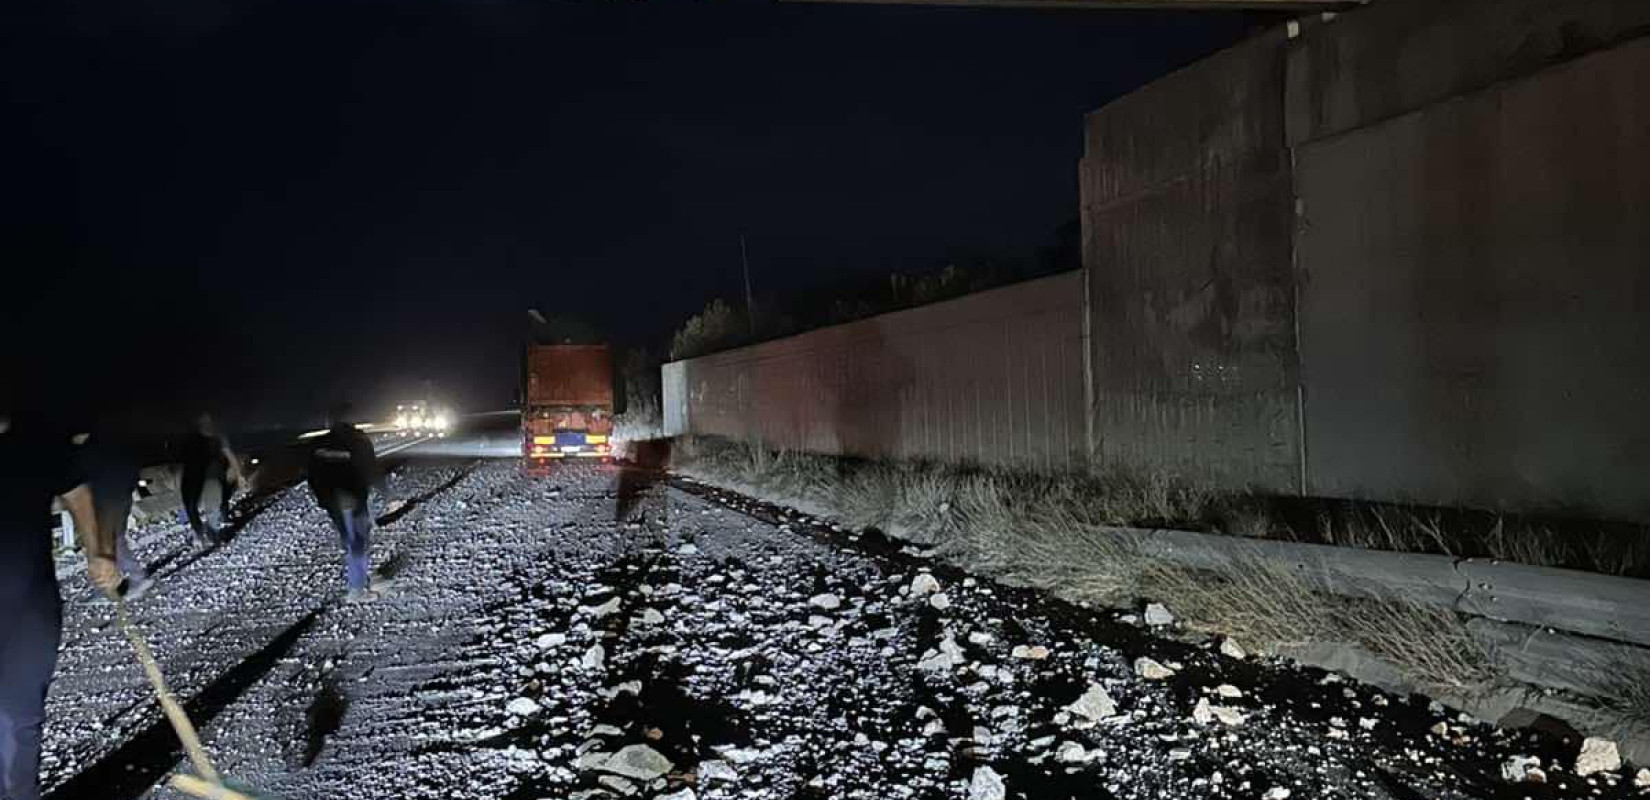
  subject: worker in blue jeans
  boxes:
[330,494,374,592]
[2,409,123,800]
[306,405,379,595]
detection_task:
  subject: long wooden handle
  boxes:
[113,598,222,785]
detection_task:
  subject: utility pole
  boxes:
[740,234,755,336]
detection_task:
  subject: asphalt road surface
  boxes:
[37,416,1640,800]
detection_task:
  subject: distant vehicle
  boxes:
[522,343,612,460]
[394,402,452,436]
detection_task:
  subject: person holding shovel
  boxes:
[306,404,379,596]
[1,405,122,800]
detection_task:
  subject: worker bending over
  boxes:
[74,421,156,599]
[307,405,379,596]
[179,413,241,547]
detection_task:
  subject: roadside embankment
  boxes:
[660,435,1650,766]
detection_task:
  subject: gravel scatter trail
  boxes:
[41,459,475,798]
[38,462,1641,800]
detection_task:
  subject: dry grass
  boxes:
[1059,467,1216,528]
[997,524,1143,606]
[760,449,834,503]
[673,435,1648,576]
[1481,518,1569,569]
[1580,528,1650,578]
[612,401,665,445]
[832,464,900,531]
[1339,597,1499,693]
[673,436,834,509]
[1592,652,1650,729]
[889,466,964,545]
[1311,506,1649,577]
[1141,556,1333,653]
[1141,551,1497,692]
[1220,504,1281,540]
[948,473,1141,602]
[1318,507,1455,556]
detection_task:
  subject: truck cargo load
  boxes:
[522,343,613,460]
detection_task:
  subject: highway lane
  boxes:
[386,410,522,460]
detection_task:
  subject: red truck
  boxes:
[522,343,613,460]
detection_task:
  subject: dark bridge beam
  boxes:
[784,0,1357,10]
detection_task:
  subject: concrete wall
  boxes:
[1080,0,1650,519]
[662,359,689,438]
[1285,0,1650,146]
[668,0,1649,519]
[1080,30,1302,493]
[1295,35,1650,518]
[663,272,1087,470]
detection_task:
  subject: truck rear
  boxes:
[522,344,613,460]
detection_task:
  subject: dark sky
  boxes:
[3,0,1257,428]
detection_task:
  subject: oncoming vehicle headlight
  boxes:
[395,414,409,428]
[433,415,450,431]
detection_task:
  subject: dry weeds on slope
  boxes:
[669,436,1508,695]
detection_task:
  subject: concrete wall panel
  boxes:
[1287,0,1650,145]
[1082,32,1302,492]
[1295,36,1650,520]
[665,273,1087,470]
[661,360,688,436]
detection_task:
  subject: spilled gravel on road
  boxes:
[39,462,1643,800]
[42,460,474,799]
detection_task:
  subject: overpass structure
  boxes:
[789,0,1355,9]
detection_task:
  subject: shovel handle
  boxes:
[113,597,223,785]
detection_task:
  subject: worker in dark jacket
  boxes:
[1,406,122,800]
[307,405,379,595]
[74,422,155,599]
[179,412,241,546]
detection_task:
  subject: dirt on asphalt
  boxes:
[38,460,1644,800]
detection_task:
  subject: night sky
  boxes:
[3,0,1257,429]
